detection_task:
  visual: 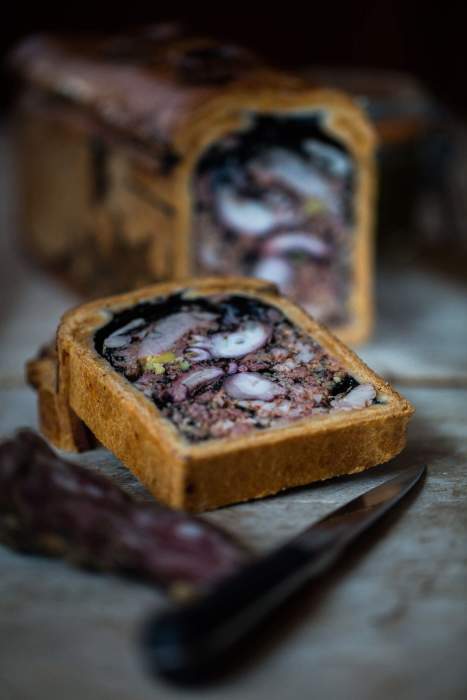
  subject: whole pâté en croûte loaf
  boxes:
[11,25,376,343]
[27,278,413,512]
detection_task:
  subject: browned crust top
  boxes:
[10,28,376,171]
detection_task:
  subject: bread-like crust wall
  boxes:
[26,344,95,451]
[39,277,414,511]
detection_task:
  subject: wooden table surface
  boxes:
[1,128,466,700]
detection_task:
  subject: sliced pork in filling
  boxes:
[192,116,355,328]
[97,294,376,443]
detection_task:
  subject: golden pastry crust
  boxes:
[29,277,413,511]
[25,343,95,452]
[12,31,377,344]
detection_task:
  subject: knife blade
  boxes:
[143,465,426,682]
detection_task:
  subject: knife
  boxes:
[143,465,426,682]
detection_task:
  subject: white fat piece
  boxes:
[138,311,216,359]
[265,232,331,259]
[223,372,284,401]
[252,148,337,207]
[103,318,146,349]
[331,384,377,411]
[208,322,271,359]
[303,140,351,177]
[181,367,224,390]
[216,186,277,236]
[253,257,294,288]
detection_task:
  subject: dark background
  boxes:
[1,3,467,118]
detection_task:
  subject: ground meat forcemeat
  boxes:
[99,294,377,443]
[193,116,355,328]
[0,430,247,591]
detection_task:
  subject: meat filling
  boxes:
[98,294,376,443]
[193,116,355,327]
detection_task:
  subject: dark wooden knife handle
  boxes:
[142,536,340,682]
